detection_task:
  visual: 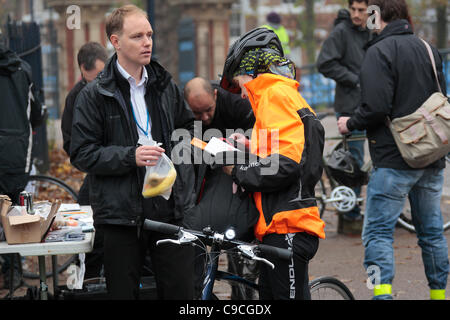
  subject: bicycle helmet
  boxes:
[327,147,369,188]
[220,27,284,93]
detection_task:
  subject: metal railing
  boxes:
[299,48,450,110]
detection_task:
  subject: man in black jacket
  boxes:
[61,42,108,280]
[0,43,46,287]
[0,45,46,202]
[338,0,449,300]
[317,0,370,221]
[61,42,107,159]
[70,5,196,299]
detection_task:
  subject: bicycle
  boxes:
[316,113,450,233]
[315,134,368,218]
[142,218,355,300]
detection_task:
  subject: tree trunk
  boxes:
[435,3,448,49]
[301,0,315,64]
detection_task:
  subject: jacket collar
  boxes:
[244,73,299,112]
[366,19,413,48]
[97,53,172,96]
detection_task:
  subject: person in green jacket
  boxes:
[261,11,291,57]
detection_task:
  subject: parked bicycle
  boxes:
[142,218,355,300]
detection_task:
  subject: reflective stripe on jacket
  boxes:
[232,73,325,240]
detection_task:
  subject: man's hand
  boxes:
[337,117,351,135]
[229,132,250,149]
[222,165,234,176]
[136,145,165,167]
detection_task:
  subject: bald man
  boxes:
[184,77,255,137]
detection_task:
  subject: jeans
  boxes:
[362,167,449,299]
[336,113,365,218]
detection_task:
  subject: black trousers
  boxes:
[259,232,319,300]
[100,223,195,300]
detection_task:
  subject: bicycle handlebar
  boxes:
[142,219,292,262]
[143,219,181,235]
[257,244,292,261]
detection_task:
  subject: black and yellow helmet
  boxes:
[220,27,284,93]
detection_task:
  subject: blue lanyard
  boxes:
[130,101,150,138]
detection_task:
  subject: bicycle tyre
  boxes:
[22,175,79,279]
[396,194,450,233]
[397,212,450,233]
[26,175,79,203]
[309,276,355,300]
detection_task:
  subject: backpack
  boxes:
[183,166,259,242]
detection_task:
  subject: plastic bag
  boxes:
[141,138,177,199]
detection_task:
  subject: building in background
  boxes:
[46,0,112,117]
[1,0,448,116]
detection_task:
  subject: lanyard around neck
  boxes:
[130,101,150,138]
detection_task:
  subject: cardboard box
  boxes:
[0,195,61,244]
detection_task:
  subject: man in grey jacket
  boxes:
[317,0,370,221]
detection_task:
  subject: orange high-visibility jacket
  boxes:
[232,73,326,241]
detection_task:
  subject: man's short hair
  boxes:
[368,0,410,23]
[77,42,108,70]
[348,0,369,6]
[105,4,148,40]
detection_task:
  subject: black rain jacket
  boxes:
[317,9,371,115]
[347,20,447,170]
[0,45,45,194]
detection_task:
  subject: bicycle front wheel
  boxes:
[26,175,78,203]
[309,276,355,300]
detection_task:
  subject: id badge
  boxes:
[138,136,156,146]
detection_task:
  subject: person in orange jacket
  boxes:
[220,27,326,299]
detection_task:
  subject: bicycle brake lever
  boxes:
[253,256,275,270]
[156,239,181,246]
[237,245,275,269]
[156,230,198,246]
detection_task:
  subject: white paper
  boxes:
[204,137,240,156]
[58,203,81,212]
